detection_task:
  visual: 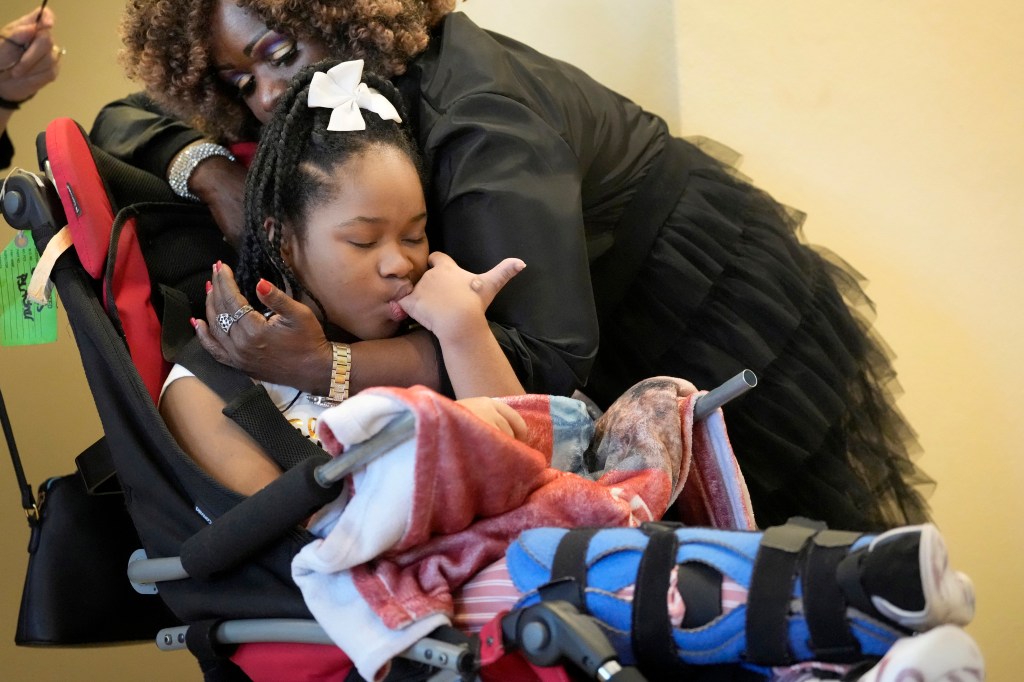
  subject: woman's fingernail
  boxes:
[256,279,272,296]
[205,280,212,294]
[190,317,199,330]
[214,260,222,273]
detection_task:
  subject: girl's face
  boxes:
[210,0,331,125]
[281,145,429,341]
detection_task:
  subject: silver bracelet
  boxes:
[167,141,236,202]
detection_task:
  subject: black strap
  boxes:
[172,335,252,398]
[836,546,877,621]
[538,527,600,611]
[185,619,250,682]
[632,526,691,679]
[223,384,325,471]
[171,336,324,472]
[0,385,37,524]
[803,530,864,662]
[745,519,824,665]
[159,284,197,368]
[551,528,599,589]
[102,206,138,341]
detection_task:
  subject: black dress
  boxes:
[90,13,930,531]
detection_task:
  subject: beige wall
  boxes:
[673,2,1022,679]
[1,0,1017,679]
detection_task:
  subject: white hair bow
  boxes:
[307,59,402,131]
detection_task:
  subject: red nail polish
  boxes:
[205,281,212,294]
[214,260,222,273]
[256,279,272,296]
[190,317,198,329]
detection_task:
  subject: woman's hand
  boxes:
[398,252,525,342]
[0,7,60,105]
[455,397,528,442]
[194,261,334,393]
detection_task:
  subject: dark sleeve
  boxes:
[424,94,599,397]
[89,92,205,178]
[0,130,12,168]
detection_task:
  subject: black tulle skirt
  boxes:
[585,139,932,532]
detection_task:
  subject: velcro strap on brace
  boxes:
[537,528,600,610]
[745,518,825,665]
[632,523,693,679]
[803,530,864,662]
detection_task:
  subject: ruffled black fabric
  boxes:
[585,139,932,532]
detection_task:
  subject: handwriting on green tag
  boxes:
[0,231,57,346]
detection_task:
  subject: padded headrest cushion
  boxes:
[43,118,115,279]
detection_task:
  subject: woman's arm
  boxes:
[90,94,247,244]
[423,94,602,397]
[89,93,205,178]
[195,262,443,396]
[160,375,283,496]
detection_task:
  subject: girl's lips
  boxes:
[388,283,414,322]
[389,299,409,322]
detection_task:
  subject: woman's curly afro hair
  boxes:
[119,0,456,141]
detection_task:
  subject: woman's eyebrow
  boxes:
[214,31,270,71]
[243,31,270,57]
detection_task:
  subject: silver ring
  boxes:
[216,304,254,334]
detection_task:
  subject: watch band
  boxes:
[305,342,352,407]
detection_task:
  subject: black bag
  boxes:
[2,386,178,646]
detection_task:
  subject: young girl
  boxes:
[160,59,527,496]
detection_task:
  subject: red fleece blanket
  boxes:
[303,377,753,630]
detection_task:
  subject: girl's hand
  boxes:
[398,252,525,342]
[455,397,528,441]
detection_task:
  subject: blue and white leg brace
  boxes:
[506,522,910,675]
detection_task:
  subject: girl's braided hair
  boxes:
[236,59,423,314]
[119,0,457,141]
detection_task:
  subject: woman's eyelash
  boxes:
[266,38,298,66]
[234,74,255,96]
[224,38,299,97]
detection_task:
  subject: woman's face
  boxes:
[281,145,429,341]
[210,0,331,125]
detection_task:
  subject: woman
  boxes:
[93,0,929,531]
[0,5,61,168]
